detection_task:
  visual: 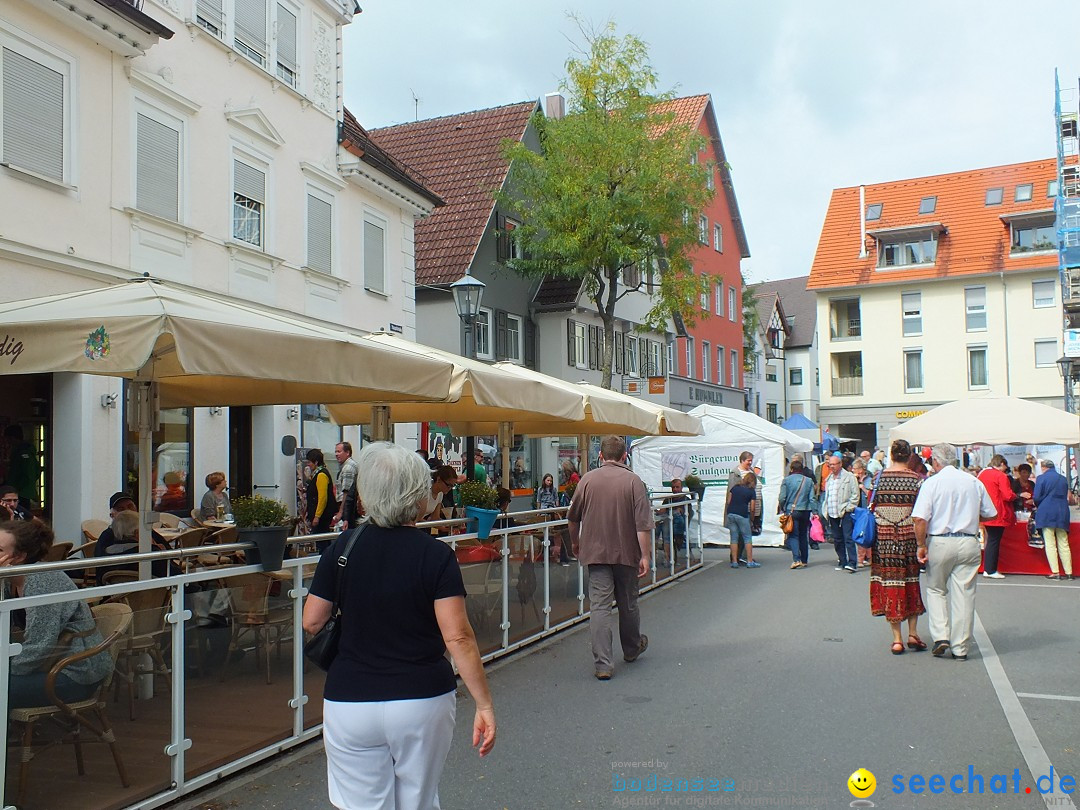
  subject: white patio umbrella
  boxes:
[0,277,455,571]
[889,396,1080,446]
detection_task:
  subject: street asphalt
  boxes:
[173,545,1080,810]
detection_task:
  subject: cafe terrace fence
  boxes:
[0,496,701,810]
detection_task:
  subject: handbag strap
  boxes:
[330,524,367,614]
[788,476,808,514]
[867,471,881,509]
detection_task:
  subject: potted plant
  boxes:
[231,495,292,571]
[682,473,706,501]
[458,479,500,540]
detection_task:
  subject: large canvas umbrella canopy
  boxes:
[455,364,703,437]
[0,278,453,406]
[889,396,1080,446]
[325,333,585,431]
[0,278,455,571]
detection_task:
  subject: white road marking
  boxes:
[1017,693,1080,703]
[974,612,1077,809]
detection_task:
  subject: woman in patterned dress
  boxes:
[870,440,927,655]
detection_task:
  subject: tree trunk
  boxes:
[599,265,619,389]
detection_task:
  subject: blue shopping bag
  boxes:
[851,506,876,548]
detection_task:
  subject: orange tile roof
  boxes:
[369,101,539,286]
[808,159,1058,290]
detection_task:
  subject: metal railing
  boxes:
[0,498,701,810]
[831,375,864,396]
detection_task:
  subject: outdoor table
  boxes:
[991,518,1080,576]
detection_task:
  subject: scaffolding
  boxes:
[1056,70,1080,485]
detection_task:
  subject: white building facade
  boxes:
[0,0,437,541]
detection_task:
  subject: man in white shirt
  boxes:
[912,444,997,660]
[864,450,884,477]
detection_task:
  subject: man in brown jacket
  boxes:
[567,435,653,680]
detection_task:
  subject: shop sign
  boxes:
[648,376,666,395]
[1065,329,1080,358]
[622,378,644,396]
[895,409,926,420]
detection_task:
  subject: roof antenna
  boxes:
[410,89,420,121]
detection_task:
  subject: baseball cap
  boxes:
[109,491,137,510]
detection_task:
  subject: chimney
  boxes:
[544,92,565,120]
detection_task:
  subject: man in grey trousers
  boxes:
[567,435,653,681]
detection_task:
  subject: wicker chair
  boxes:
[8,602,133,807]
[101,574,172,721]
[219,573,291,685]
[81,519,109,544]
[65,540,100,587]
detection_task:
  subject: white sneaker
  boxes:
[982,571,1005,579]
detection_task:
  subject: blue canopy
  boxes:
[780,413,818,431]
[816,431,840,454]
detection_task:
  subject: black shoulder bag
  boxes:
[304,524,366,671]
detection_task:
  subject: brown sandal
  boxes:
[907,634,928,651]
[891,641,906,655]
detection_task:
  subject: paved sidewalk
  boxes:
[173,547,1080,810]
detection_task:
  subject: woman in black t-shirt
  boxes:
[303,442,495,810]
[726,472,761,569]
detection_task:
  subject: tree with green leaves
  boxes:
[498,20,713,389]
[742,275,762,373]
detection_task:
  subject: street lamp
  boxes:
[1058,355,1078,488]
[451,275,486,479]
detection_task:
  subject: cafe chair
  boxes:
[173,527,212,573]
[460,559,501,631]
[157,513,181,529]
[189,508,207,528]
[219,573,292,685]
[8,602,133,807]
[65,540,100,588]
[100,574,172,721]
[201,525,241,567]
[81,519,109,544]
[42,541,73,562]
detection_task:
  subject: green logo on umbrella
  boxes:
[85,326,110,360]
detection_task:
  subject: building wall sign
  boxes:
[648,377,666,395]
[895,409,926,420]
[688,385,724,405]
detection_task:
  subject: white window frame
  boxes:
[1011,221,1056,254]
[574,322,587,369]
[1032,279,1056,309]
[133,99,185,223]
[965,286,987,332]
[476,307,494,360]
[728,286,737,322]
[730,349,738,386]
[304,184,335,275]
[274,0,300,89]
[505,313,522,363]
[877,233,938,268]
[903,349,923,393]
[362,208,388,294]
[700,278,709,312]
[901,291,922,337]
[666,342,674,377]
[1034,339,1058,368]
[714,223,723,253]
[967,345,989,390]
[717,345,725,386]
[715,281,723,313]
[626,336,638,378]
[230,148,269,249]
[198,0,303,90]
[706,167,715,191]
[684,337,694,378]
[698,215,708,244]
[0,27,76,187]
[702,342,711,383]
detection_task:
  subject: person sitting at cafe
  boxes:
[422,466,459,523]
[0,486,31,521]
[96,510,177,578]
[200,471,232,520]
[1,520,112,708]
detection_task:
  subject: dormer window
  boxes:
[1001,210,1055,254]
[868,223,945,269]
[865,203,882,221]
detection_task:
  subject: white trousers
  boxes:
[924,535,981,657]
[323,691,457,810]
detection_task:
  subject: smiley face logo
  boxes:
[848,768,876,798]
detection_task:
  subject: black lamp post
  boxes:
[451,275,486,480]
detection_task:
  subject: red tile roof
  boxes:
[340,109,443,207]
[808,159,1058,290]
[369,101,539,286]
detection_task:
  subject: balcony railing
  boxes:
[829,319,862,340]
[832,375,864,396]
[0,500,701,810]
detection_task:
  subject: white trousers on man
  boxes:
[924,534,981,657]
[323,691,456,810]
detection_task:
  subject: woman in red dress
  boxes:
[870,440,927,655]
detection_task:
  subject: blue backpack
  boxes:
[851,473,879,548]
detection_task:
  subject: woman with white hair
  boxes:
[303,442,496,810]
[1034,459,1073,580]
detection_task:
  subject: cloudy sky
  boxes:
[342,2,1080,284]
